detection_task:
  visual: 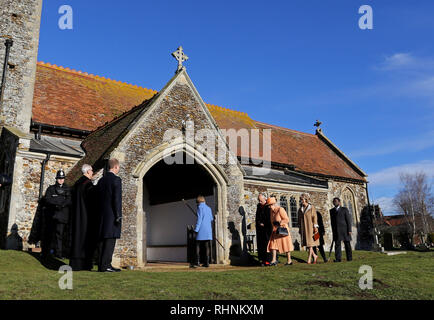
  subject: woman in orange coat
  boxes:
[267,196,294,266]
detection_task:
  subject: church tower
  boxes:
[0,0,43,133]
[0,0,43,249]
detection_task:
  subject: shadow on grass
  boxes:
[25,251,67,270]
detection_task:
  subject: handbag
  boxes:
[313,231,320,241]
[276,226,289,237]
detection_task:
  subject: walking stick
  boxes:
[182,199,225,250]
[328,240,334,262]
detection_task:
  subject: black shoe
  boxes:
[110,265,121,272]
[284,262,293,265]
[333,259,341,263]
[269,261,278,266]
[201,264,209,268]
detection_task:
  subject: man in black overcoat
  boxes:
[255,193,272,266]
[96,159,122,272]
[70,164,98,271]
[330,197,352,262]
[43,169,71,259]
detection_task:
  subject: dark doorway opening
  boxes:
[143,154,217,263]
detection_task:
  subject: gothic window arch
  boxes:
[280,195,288,213]
[342,187,357,225]
[290,196,298,228]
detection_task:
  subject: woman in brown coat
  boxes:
[267,196,294,266]
[298,193,320,264]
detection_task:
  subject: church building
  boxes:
[0,0,374,267]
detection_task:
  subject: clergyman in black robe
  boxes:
[69,164,98,271]
[255,194,272,265]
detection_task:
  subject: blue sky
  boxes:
[37,0,434,215]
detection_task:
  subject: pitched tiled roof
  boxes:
[32,62,157,131]
[32,62,366,182]
[254,121,366,181]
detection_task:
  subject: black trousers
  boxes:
[335,240,352,261]
[98,238,116,271]
[41,217,55,258]
[195,240,210,265]
[313,245,327,262]
[53,222,66,257]
[256,232,271,263]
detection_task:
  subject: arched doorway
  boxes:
[143,153,217,263]
[131,140,231,266]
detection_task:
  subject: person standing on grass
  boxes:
[330,197,352,262]
[97,159,122,272]
[191,195,214,268]
[298,193,319,264]
[255,193,272,266]
[267,196,293,266]
[70,164,98,271]
[42,169,71,259]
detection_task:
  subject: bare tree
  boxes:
[393,172,434,246]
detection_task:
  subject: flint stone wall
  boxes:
[0,0,43,133]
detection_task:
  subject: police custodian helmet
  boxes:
[56,169,66,180]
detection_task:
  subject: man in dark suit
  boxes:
[97,159,122,272]
[255,193,272,266]
[330,197,352,262]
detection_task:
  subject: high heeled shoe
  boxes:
[269,261,278,266]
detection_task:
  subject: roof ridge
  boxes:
[206,103,250,117]
[253,120,316,137]
[37,61,158,94]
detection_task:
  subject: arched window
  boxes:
[290,196,298,228]
[342,188,357,225]
[280,195,288,213]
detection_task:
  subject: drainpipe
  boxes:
[0,39,13,110]
[39,153,51,200]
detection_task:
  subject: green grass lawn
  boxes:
[0,249,432,300]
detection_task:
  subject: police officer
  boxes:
[43,169,72,259]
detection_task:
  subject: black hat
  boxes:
[56,169,66,180]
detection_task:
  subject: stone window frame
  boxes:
[342,186,358,226]
[270,191,300,229]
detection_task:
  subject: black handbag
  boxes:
[276,226,289,237]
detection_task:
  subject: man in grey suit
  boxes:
[330,197,352,262]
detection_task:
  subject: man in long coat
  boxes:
[97,159,122,272]
[70,164,98,271]
[255,193,272,266]
[43,169,71,259]
[330,197,353,262]
[192,195,214,268]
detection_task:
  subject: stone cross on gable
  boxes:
[171,46,189,72]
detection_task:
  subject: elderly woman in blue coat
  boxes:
[192,195,214,268]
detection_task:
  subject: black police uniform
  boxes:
[43,170,72,258]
